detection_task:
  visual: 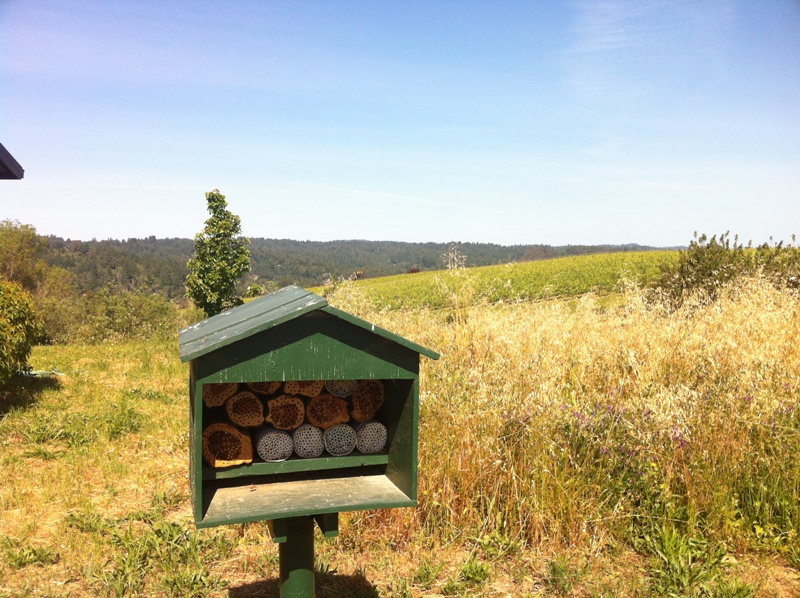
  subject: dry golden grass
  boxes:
[0,274,798,596]
[330,275,800,595]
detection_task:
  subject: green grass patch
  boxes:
[322,250,678,310]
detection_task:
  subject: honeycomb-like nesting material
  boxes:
[202,423,252,467]
[323,423,357,456]
[203,383,238,408]
[324,379,357,397]
[254,428,294,462]
[356,421,388,454]
[225,391,264,427]
[306,394,350,429]
[292,424,324,459]
[351,380,385,422]
[247,381,282,395]
[266,395,306,430]
[284,380,324,397]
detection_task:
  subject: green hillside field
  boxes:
[317,250,679,310]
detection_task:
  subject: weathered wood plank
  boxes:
[179,286,326,362]
[200,475,413,527]
[179,286,440,363]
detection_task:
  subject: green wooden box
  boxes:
[179,285,438,528]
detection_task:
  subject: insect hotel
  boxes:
[179,285,438,595]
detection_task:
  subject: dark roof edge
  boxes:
[0,143,24,179]
[179,289,327,362]
[178,285,439,363]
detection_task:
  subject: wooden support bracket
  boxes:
[269,512,339,544]
[314,512,339,538]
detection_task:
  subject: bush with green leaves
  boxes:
[70,287,178,344]
[0,219,47,291]
[0,279,40,386]
[652,232,800,307]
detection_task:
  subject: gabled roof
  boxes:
[0,143,24,180]
[179,285,439,363]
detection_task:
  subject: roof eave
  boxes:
[178,286,327,362]
[178,285,440,363]
[0,143,24,180]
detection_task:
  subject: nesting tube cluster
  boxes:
[201,379,389,467]
[293,423,324,459]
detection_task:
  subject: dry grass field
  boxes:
[1,269,798,596]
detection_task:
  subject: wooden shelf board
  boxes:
[199,474,413,527]
[202,452,389,480]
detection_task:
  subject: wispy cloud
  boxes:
[564,0,734,106]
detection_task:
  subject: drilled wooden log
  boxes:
[266,395,306,430]
[247,381,282,395]
[225,391,265,427]
[351,380,385,422]
[284,380,324,397]
[306,394,350,429]
[202,423,253,467]
[202,383,239,408]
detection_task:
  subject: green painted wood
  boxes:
[202,453,389,480]
[179,285,440,363]
[314,512,339,538]
[180,285,321,346]
[269,513,339,544]
[189,364,205,525]
[183,285,437,528]
[384,379,419,501]
[180,286,327,362]
[192,373,420,526]
[191,314,423,383]
[320,305,440,360]
[269,518,289,543]
[192,375,419,526]
[279,516,316,597]
[198,475,414,528]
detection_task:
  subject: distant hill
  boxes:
[41,236,670,299]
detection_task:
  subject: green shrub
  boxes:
[32,265,81,344]
[652,232,800,308]
[186,189,250,317]
[36,280,183,344]
[70,287,178,344]
[0,219,46,292]
[0,279,40,386]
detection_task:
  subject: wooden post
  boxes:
[279,516,316,597]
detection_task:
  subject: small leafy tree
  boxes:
[0,220,47,291]
[186,189,251,317]
[0,279,40,387]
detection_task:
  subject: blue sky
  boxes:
[1,0,798,246]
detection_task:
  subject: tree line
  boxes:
[37,235,665,297]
